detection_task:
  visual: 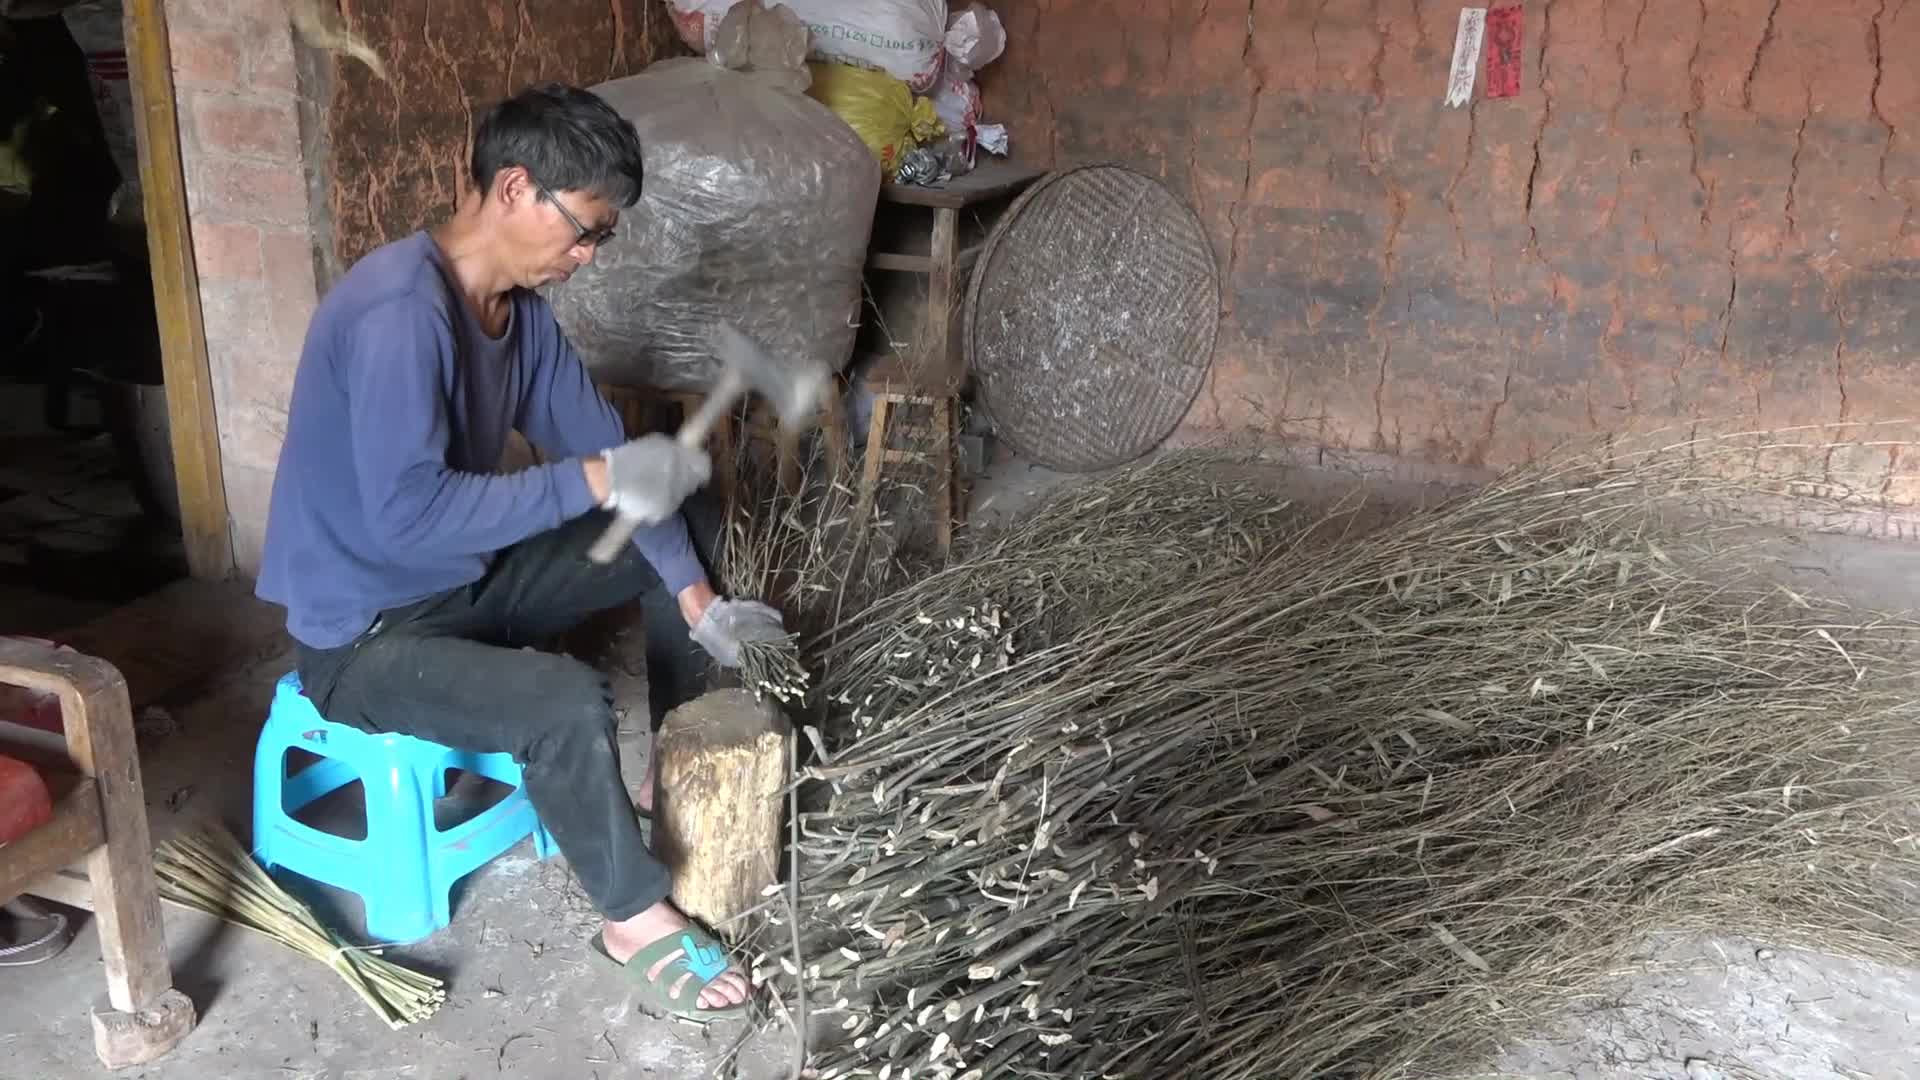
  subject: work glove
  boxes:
[600,434,711,527]
[690,597,788,668]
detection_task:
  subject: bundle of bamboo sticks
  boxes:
[154,825,445,1029]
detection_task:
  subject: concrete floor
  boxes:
[6,442,1920,1079]
[1482,934,1920,1079]
[3,627,797,1080]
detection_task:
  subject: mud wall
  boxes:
[324,0,685,272]
[981,0,1920,496]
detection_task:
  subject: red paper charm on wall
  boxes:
[1485,6,1523,99]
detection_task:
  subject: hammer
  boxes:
[587,322,831,564]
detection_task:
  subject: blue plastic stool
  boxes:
[251,671,557,943]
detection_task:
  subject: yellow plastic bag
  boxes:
[805,62,944,179]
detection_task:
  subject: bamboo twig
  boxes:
[153,825,446,1029]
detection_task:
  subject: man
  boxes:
[255,83,779,1019]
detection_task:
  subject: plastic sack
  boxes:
[706,0,809,87]
[60,0,145,237]
[543,54,880,393]
[806,62,944,179]
[60,0,138,186]
[0,753,54,847]
[944,2,1005,70]
[670,0,948,93]
[929,62,980,141]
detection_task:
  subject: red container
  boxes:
[0,753,53,846]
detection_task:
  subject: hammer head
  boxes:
[711,321,832,431]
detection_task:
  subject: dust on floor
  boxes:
[7,846,797,1079]
[1474,934,1920,1080]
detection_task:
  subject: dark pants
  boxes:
[295,501,721,922]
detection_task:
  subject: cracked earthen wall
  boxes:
[982,0,1920,503]
[324,0,685,270]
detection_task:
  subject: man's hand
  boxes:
[593,434,710,527]
[690,597,787,668]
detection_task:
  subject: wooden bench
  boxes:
[0,638,196,1069]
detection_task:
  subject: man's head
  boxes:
[469,82,644,288]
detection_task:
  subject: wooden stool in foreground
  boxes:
[653,688,791,943]
[0,638,197,1069]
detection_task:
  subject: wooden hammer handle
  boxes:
[586,369,748,565]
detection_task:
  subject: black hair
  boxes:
[469,82,645,208]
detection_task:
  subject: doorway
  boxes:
[1,0,230,635]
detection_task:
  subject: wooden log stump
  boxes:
[653,688,791,941]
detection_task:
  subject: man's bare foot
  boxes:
[635,731,656,815]
[602,901,750,1010]
[633,757,656,815]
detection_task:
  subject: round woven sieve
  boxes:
[963,164,1220,472]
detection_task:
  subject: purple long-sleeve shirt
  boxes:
[255,230,704,649]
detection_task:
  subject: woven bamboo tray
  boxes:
[962,164,1220,472]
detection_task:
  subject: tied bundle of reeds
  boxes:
[154,825,446,1029]
[748,436,1920,1080]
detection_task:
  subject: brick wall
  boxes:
[169,0,320,574]
[981,0,1920,502]
[169,0,682,576]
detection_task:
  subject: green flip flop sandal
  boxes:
[588,927,749,1023]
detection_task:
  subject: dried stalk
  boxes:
[737,431,1920,1080]
[154,824,446,1029]
[717,395,941,701]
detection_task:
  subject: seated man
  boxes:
[255,82,780,1020]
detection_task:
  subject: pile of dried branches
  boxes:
[746,435,1920,1080]
[718,399,939,701]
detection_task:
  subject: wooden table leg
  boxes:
[932,396,954,557]
[925,207,961,379]
[55,655,173,1015]
[775,423,803,497]
[851,395,894,541]
[821,377,850,481]
[710,411,738,509]
[596,382,647,438]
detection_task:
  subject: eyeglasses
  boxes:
[533,178,618,249]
